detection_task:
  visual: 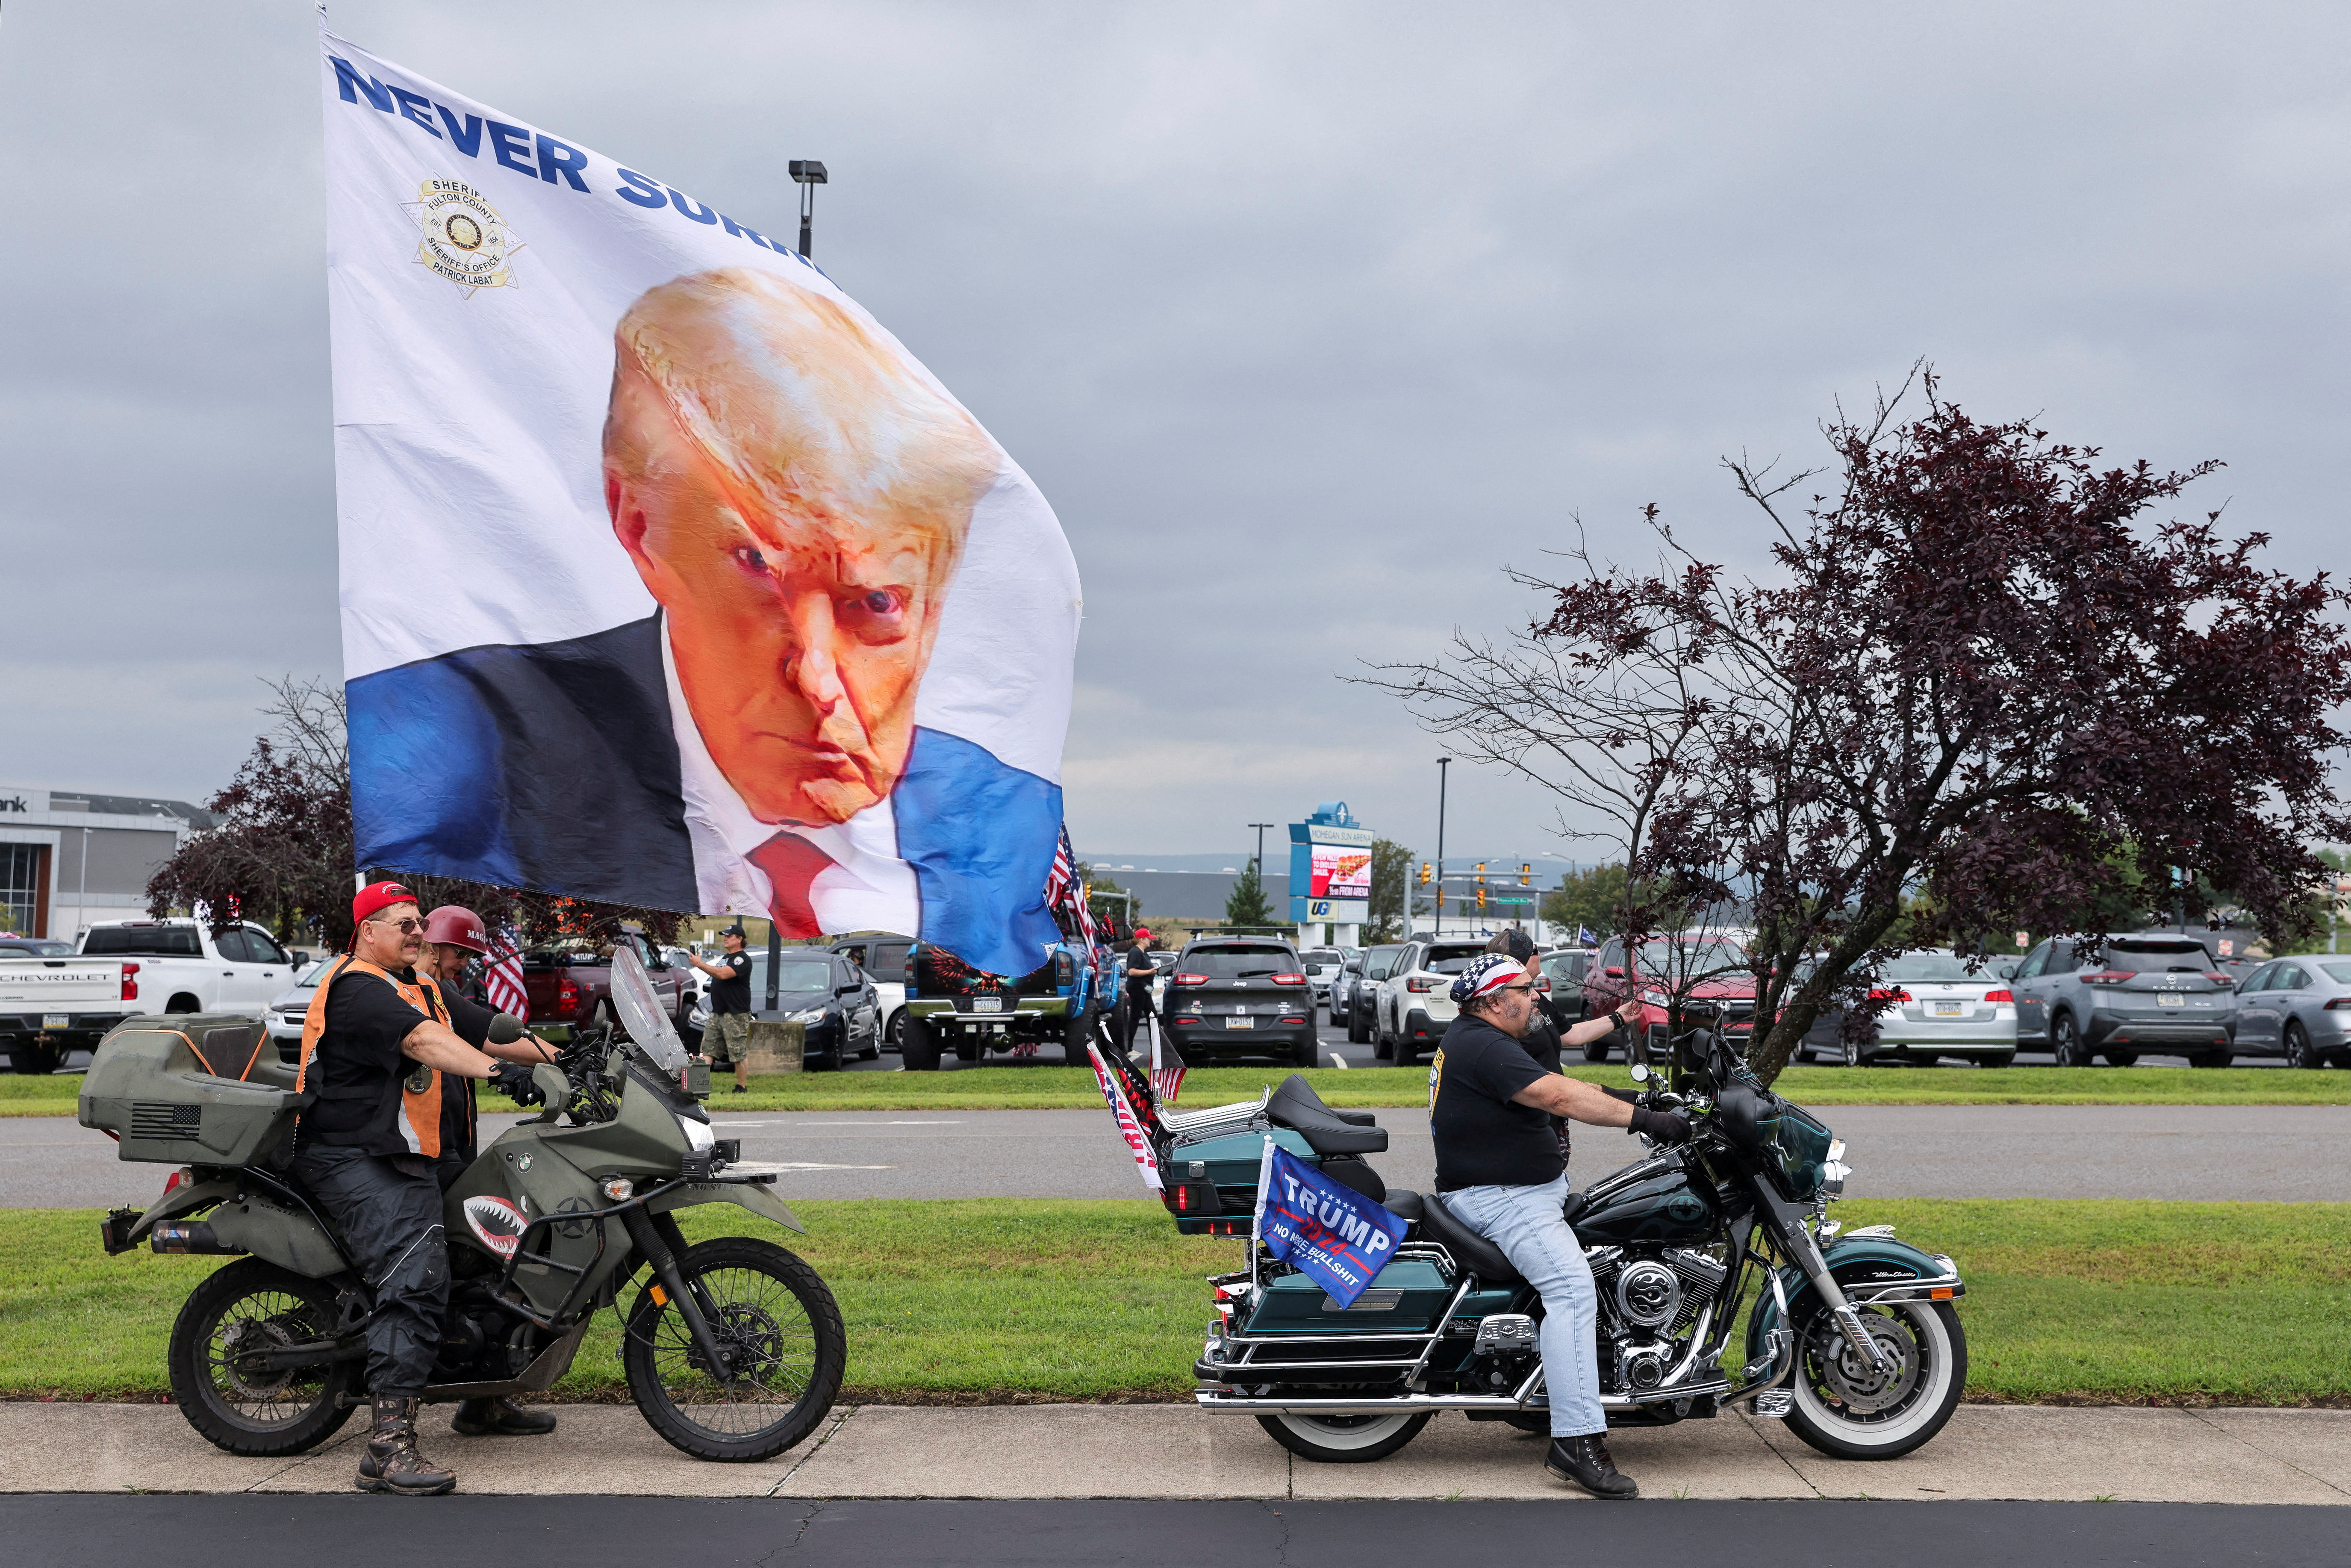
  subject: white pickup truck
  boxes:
[0,955,140,1076]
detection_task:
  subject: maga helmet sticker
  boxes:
[461,1194,527,1259]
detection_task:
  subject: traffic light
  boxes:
[1475,861,1487,885]
[1520,863,1532,886]
[1476,886,1488,912]
[1419,862,1433,886]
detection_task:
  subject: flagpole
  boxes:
[1250,1132,1274,1291]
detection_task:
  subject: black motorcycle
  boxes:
[1132,1029,1967,1465]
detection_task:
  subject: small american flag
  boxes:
[483,928,529,1021]
[1148,1017,1184,1104]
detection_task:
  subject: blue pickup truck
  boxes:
[900,935,1108,1070]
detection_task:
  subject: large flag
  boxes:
[319,27,1081,978]
[1253,1141,1407,1309]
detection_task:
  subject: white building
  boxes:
[0,785,211,943]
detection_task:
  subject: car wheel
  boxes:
[2286,1022,2321,1070]
[1346,1002,1369,1046]
[1581,1032,1611,1063]
[2050,1012,2092,1067]
[7,1042,59,1076]
[899,1017,941,1072]
[886,1010,907,1054]
[1293,1032,1320,1069]
[1842,1037,1867,1068]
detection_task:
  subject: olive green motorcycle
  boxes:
[80,948,843,1463]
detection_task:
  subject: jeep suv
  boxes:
[2012,934,2237,1067]
[1160,937,1317,1066]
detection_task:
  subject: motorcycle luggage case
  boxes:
[79,1015,299,1166]
[1162,1126,1317,1235]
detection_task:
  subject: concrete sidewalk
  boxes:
[3,1402,2346,1503]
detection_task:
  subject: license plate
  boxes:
[42,1014,67,1030]
[1931,1002,1962,1017]
[1225,1016,1255,1029]
[2157,994,2184,1008]
[970,997,1002,1013]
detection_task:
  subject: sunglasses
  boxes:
[368,916,425,935]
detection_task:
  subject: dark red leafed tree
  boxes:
[1373,371,2351,1082]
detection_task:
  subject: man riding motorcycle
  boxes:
[294,883,566,1496]
[1427,952,1688,1498]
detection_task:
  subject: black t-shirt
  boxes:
[307,966,486,1155]
[709,952,751,1014]
[1519,1006,1571,1164]
[1125,944,1155,981]
[1429,1014,1563,1191]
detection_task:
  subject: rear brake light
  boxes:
[2081,971,2133,985]
[1983,989,2013,1004]
[2326,998,2351,1011]
[120,962,140,1002]
[1535,976,1551,992]
[557,976,580,1014]
[2204,972,2232,985]
[1867,987,1912,1003]
[1407,977,1437,992]
[1271,973,1307,986]
[1173,973,1207,987]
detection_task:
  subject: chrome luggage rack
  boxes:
[1160,1087,1270,1145]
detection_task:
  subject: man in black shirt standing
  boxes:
[1121,928,1158,1048]
[1428,954,1687,1498]
[689,925,754,1093]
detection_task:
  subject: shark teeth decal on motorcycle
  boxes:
[462,1194,527,1259]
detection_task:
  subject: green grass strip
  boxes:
[3,1199,2345,1406]
[12,1064,2351,1117]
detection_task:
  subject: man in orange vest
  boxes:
[293,881,538,1496]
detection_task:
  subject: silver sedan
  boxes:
[1805,949,2019,1067]
[2229,955,2351,1068]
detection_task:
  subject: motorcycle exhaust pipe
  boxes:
[1193,1381,1732,1416]
[149,1221,247,1257]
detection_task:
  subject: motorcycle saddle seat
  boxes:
[1267,1073,1388,1155]
[1417,1192,1523,1285]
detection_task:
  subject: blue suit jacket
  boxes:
[348,616,1065,977]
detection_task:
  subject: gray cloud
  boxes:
[3,2,2342,866]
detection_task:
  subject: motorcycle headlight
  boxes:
[679,1115,715,1154]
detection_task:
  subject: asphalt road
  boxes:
[3,1496,2344,1568]
[16,1100,2346,1207]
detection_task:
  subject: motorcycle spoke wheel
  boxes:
[166,1258,356,1456]
[624,1236,845,1462]
[1781,1300,1965,1460]
[1255,1410,1432,1463]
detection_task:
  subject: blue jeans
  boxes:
[1444,1175,1603,1438]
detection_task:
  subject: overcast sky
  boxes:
[3,2,2344,867]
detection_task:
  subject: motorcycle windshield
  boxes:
[610,945,692,1071]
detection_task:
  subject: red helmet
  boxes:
[423,905,490,955]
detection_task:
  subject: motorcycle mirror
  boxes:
[1627,1061,1651,1085]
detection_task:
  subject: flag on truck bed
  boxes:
[1253,1141,1406,1310]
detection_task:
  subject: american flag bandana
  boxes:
[483,928,530,1021]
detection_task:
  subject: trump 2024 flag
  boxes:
[320,25,1081,977]
[1254,1142,1407,1309]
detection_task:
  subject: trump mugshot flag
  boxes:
[1254,1141,1406,1310]
[320,25,1081,977]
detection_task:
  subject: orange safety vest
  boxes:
[296,954,461,1159]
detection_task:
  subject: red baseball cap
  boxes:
[351,881,418,931]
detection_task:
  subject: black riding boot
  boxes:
[356,1397,458,1495]
[452,1396,559,1436]
[1545,1432,1638,1498]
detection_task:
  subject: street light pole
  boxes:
[787,160,828,258]
[1434,757,1450,937]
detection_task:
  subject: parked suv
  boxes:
[1537,949,1596,1032]
[1297,949,1346,1009]
[831,934,914,1052]
[1344,943,1405,1046]
[2013,933,2237,1067]
[1371,937,1493,1063]
[1580,933,1755,1063]
[1161,937,1317,1067]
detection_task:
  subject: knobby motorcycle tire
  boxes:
[623,1235,847,1463]
[167,1257,359,1457]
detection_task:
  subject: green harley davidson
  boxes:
[1127,1028,1967,1465]
[79,949,843,1463]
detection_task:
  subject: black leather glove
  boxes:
[492,1062,540,1104]
[1600,1085,1642,1105]
[1630,1107,1691,1145]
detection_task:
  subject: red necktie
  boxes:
[745,833,835,939]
